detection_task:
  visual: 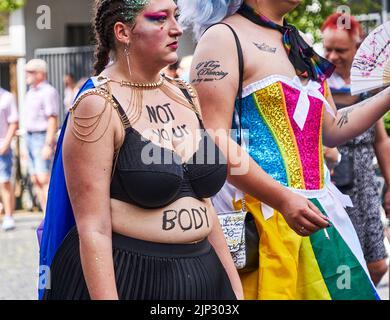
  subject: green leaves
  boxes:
[0,0,26,34]
[384,111,390,136]
[0,0,26,13]
[287,0,381,43]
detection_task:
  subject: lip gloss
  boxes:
[168,42,178,49]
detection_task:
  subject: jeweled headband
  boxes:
[119,0,151,23]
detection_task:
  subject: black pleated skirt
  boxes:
[43,226,236,300]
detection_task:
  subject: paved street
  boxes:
[0,212,43,300]
[0,212,389,300]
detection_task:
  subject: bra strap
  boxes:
[162,74,204,126]
[202,22,244,145]
[110,95,132,133]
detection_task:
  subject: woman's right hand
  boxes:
[278,191,330,236]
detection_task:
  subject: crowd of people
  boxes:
[1,0,390,300]
[0,60,89,230]
[0,58,60,230]
[322,13,390,286]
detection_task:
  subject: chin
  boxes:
[164,54,179,67]
[286,0,302,4]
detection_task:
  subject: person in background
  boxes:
[323,147,340,176]
[63,73,77,112]
[24,59,59,213]
[163,58,182,78]
[179,55,193,82]
[322,13,390,286]
[0,87,18,231]
[74,77,89,95]
[180,0,390,299]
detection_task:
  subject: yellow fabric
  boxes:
[254,83,305,189]
[323,80,330,99]
[235,194,331,300]
[318,108,325,189]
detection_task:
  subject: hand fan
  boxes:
[351,21,390,95]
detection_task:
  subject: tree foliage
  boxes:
[0,0,26,34]
[0,0,26,12]
[287,0,382,42]
[385,111,390,136]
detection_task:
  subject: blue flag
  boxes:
[38,79,95,299]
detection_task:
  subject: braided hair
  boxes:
[92,0,150,75]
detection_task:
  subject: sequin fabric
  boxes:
[236,78,327,190]
[239,94,288,186]
[255,83,305,189]
[121,0,150,23]
[282,82,324,189]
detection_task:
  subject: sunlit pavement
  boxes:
[0,212,388,300]
[0,212,43,300]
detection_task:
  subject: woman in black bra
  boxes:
[42,0,243,300]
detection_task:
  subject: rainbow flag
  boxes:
[234,190,380,300]
[218,75,380,300]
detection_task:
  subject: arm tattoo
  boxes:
[336,90,386,129]
[337,109,353,128]
[192,60,229,84]
[253,42,277,53]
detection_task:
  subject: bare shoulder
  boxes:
[195,21,238,56]
[71,88,115,114]
[67,87,121,144]
[191,20,241,86]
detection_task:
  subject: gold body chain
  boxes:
[69,74,201,144]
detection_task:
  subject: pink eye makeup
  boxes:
[144,12,168,22]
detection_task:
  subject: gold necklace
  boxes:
[107,75,165,124]
[68,74,196,145]
[108,75,165,89]
[92,75,200,127]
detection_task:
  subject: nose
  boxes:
[170,18,183,38]
[327,50,339,63]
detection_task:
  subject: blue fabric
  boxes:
[38,79,94,299]
[0,149,12,183]
[26,131,51,175]
[330,87,351,94]
[234,95,288,186]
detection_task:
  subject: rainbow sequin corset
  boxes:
[234,75,331,190]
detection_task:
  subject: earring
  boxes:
[124,41,132,79]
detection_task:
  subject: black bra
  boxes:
[110,84,227,209]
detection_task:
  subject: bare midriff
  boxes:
[110,196,213,244]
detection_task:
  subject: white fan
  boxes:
[351,21,390,95]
